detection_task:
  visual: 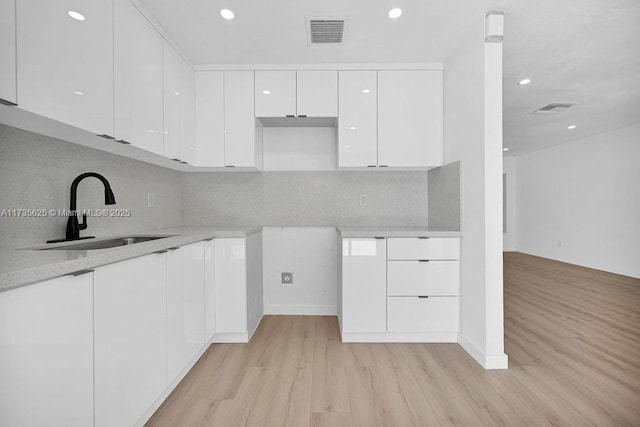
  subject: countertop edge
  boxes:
[0,226,260,292]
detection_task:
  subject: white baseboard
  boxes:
[136,342,210,426]
[458,334,509,369]
[211,332,249,343]
[264,304,337,316]
[341,331,458,343]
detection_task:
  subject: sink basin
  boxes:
[40,235,175,250]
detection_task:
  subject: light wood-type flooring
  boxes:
[147,252,640,426]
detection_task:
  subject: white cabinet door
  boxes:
[297,70,338,117]
[166,242,206,382]
[204,239,216,341]
[341,238,387,333]
[0,0,16,105]
[387,261,460,296]
[387,237,460,260]
[387,296,459,333]
[94,252,167,427]
[0,273,94,427]
[254,70,296,117]
[16,0,113,135]
[338,71,377,167]
[214,238,247,333]
[114,0,163,152]
[225,71,256,167]
[195,71,225,167]
[179,57,196,165]
[378,70,443,167]
[163,41,181,159]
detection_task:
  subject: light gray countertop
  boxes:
[337,226,461,238]
[0,226,260,292]
[1,225,461,292]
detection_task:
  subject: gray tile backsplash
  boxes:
[182,171,429,227]
[0,125,182,246]
[1,124,433,246]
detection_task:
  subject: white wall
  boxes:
[516,123,640,278]
[503,156,517,251]
[262,227,338,315]
[444,17,507,369]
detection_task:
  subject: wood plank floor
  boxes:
[147,252,640,426]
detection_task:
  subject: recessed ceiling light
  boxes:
[220,9,235,20]
[148,129,155,133]
[174,91,180,96]
[67,11,85,21]
[518,78,532,85]
[362,89,371,94]
[73,91,84,96]
[262,90,271,95]
[349,126,357,130]
[503,148,509,152]
[567,125,577,130]
[388,8,402,19]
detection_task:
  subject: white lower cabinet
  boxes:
[387,260,460,296]
[94,252,167,427]
[387,296,459,333]
[0,272,94,427]
[212,236,264,342]
[204,239,216,341]
[341,238,387,333]
[340,236,460,342]
[166,242,206,383]
[214,237,247,335]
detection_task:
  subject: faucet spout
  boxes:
[65,172,116,241]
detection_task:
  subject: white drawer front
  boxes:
[387,297,459,332]
[387,261,459,296]
[387,238,460,260]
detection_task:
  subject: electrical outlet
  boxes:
[147,193,154,208]
[359,194,368,206]
[282,272,293,284]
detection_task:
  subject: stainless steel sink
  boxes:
[40,235,175,250]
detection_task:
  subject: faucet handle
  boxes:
[79,214,88,231]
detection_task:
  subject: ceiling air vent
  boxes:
[306,17,348,45]
[530,102,577,115]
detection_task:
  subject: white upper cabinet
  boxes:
[0,273,94,427]
[114,0,163,153]
[195,71,225,167]
[178,57,196,165]
[163,41,180,159]
[297,71,338,117]
[378,70,443,167]
[255,70,338,118]
[255,70,296,117]
[16,0,114,135]
[338,71,377,167]
[0,0,16,105]
[225,70,257,167]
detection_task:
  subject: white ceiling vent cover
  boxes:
[530,102,577,115]
[306,17,349,46]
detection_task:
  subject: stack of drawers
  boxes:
[386,238,460,333]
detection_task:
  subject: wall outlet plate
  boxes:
[147,193,154,208]
[282,272,293,284]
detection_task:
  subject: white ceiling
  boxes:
[137,0,640,155]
